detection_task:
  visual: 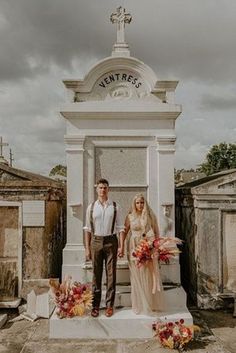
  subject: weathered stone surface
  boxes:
[21,279,51,300]
[176,169,236,309]
[0,313,7,328]
[1,310,235,353]
[0,163,66,303]
[23,228,46,279]
[0,206,19,301]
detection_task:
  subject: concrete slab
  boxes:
[0,298,21,308]
[0,341,26,353]
[0,313,7,328]
[0,319,36,342]
[0,312,233,353]
[14,339,168,353]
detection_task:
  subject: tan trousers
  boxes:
[91,235,118,309]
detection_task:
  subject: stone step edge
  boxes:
[83,258,179,270]
[49,308,193,339]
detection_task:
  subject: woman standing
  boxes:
[124,194,165,315]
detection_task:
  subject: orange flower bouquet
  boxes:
[152,319,200,351]
[132,235,182,267]
[49,276,93,318]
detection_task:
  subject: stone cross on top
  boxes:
[110,6,132,56]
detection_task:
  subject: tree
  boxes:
[49,164,67,178]
[199,143,236,175]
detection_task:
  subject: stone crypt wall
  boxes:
[176,169,236,309]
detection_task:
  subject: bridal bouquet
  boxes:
[49,276,93,318]
[152,319,199,350]
[132,236,182,268]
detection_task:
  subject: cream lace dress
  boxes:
[126,213,165,315]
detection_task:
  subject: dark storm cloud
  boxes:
[0,0,112,81]
[1,0,236,83]
[0,0,236,174]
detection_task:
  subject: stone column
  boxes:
[156,136,180,284]
[62,135,86,281]
[156,136,176,236]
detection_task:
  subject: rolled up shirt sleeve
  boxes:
[83,204,92,232]
[115,203,125,233]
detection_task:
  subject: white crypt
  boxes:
[50,7,192,339]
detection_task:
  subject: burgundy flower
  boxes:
[153,239,160,248]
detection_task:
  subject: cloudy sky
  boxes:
[0,0,235,175]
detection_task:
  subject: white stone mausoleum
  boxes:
[50,7,192,339]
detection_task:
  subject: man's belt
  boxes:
[93,234,117,240]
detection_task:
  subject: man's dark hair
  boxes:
[96,178,109,186]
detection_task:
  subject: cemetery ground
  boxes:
[0,307,235,353]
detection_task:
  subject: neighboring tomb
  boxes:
[0,162,66,306]
[176,169,236,309]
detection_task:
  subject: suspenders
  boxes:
[90,201,117,236]
[111,202,117,234]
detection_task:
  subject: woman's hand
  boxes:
[117,247,124,258]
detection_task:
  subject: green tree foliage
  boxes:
[199,143,236,175]
[49,164,67,178]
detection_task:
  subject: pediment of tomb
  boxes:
[191,170,236,195]
[63,56,178,104]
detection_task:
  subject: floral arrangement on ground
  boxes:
[152,319,200,351]
[132,236,183,267]
[49,276,93,318]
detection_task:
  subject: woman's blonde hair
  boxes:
[130,193,156,231]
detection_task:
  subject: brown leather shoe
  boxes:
[105,307,114,317]
[91,307,99,317]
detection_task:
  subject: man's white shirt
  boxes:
[84,199,124,236]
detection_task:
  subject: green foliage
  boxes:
[49,164,67,177]
[199,143,236,175]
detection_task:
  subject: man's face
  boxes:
[96,183,109,198]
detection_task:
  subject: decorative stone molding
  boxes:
[92,138,153,148]
[63,56,158,94]
[64,135,85,153]
[69,203,82,216]
[162,203,174,236]
[61,105,181,121]
[156,136,176,152]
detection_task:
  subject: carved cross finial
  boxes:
[110,6,132,44]
[0,136,8,157]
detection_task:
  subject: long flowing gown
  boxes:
[126,214,165,315]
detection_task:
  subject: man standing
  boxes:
[84,178,125,317]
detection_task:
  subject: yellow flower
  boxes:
[163,337,174,349]
[81,290,93,308]
[71,304,85,316]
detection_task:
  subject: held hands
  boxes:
[117,247,124,258]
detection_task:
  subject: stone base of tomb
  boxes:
[49,286,192,339]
